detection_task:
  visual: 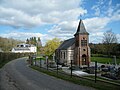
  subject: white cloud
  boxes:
[0,0,81,13]
[0,0,119,44]
[117,34,120,43]
[89,32,104,43]
[0,31,49,45]
[0,0,86,28]
[84,17,110,33]
[48,20,78,40]
[0,7,42,28]
[92,5,100,16]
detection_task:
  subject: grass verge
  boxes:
[84,75,120,84]
[30,66,120,90]
[91,57,120,64]
[0,60,10,68]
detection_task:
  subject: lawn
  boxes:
[35,57,46,60]
[91,57,120,64]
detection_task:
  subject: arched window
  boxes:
[61,52,62,58]
[64,52,65,59]
[82,54,87,65]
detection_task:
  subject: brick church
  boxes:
[55,19,90,67]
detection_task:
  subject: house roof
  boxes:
[13,47,30,51]
[57,38,75,50]
[74,19,89,36]
[17,43,36,47]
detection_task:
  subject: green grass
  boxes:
[84,75,120,84]
[91,57,120,64]
[0,60,10,68]
[35,57,46,61]
[30,66,120,90]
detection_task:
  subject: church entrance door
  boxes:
[82,54,87,65]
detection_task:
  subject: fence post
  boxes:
[46,56,48,70]
[35,56,36,66]
[57,59,58,75]
[40,58,41,68]
[95,61,97,83]
[31,56,33,66]
[71,60,73,78]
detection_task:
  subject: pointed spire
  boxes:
[74,19,89,36]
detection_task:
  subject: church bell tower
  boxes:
[74,19,90,67]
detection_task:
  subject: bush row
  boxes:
[0,52,33,68]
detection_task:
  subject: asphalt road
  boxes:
[0,58,95,90]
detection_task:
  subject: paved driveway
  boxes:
[0,57,95,90]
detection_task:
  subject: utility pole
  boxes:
[95,61,97,83]
[113,56,117,66]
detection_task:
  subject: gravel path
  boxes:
[0,57,95,90]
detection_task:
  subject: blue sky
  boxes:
[0,0,120,45]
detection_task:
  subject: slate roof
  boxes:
[57,38,75,50]
[74,19,89,36]
[13,47,30,51]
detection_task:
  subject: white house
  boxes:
[11,43,37,53]
[0,48,3,52]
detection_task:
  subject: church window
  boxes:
[64,52,65,59]
[83,49,86,51]
[81,40,87,46]
[61,52,62,58]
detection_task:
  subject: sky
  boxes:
[0,0,120,45]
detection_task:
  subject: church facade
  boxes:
[55,19,90,67]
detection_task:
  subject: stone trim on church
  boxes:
[55,19,90,67]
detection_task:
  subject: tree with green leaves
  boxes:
[44,38,61,58]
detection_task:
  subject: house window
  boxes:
[64,52,65,59]
[21,45,24,47]
[81,40,87,46]
[61,52,62,58]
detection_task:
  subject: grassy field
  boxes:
[91,57,120,64]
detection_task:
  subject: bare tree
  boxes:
[103,30,117,56]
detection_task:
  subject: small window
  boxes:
[61,52,62,58]
[21,45,24,47]
[83,49,86,51]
